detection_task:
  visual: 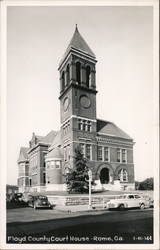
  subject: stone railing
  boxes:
[47,194,119,206]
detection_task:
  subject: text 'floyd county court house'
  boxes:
[18,26,135,193]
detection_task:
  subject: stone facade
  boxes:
[18,26,135,193]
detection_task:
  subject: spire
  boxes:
[61,25,96,64]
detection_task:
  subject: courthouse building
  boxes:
[18,26,135,193]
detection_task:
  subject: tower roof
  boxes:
[60,25,96,67]
[46,147,63,160]
[49,131,61,151]
[18,147,29,163]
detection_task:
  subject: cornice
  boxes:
[59,82,97,100]
[58,47,97,71]
[96,136,134,146]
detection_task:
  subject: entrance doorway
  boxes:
[100,168,110,184]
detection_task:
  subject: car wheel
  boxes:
[119,204,125,210]
[140,203,145,210]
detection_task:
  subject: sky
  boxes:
[7,6,154,184]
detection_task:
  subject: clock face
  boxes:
[80,95,91,109]
[63,97,69,111]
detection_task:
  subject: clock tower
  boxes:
[58,25,97,169]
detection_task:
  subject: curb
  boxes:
[54,207,108,214]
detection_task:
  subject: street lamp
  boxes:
[88,169,92,210]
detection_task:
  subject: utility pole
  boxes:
[88,169,92,210]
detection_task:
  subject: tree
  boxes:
[66,146,90,193]
[138,177,154,190]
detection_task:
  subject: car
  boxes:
[22,193,32,203]
[106,194,150,210]
[10,192,23,202]
[28,195,52,209]
[141,194,154,208]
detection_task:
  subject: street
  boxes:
[7,207,153,244]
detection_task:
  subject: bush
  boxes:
[138,177,154,190]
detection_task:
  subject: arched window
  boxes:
[66,64,70,86]
[43,173,46,184]
[118,169,128,182]
[86,65,91,88]
[61,71,65,90]
[76,62,81,85]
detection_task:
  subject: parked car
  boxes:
[141,194,154,208]
[106,194,150,210]
[10,192,23,202]
[28,195,52,209]
[22,193,32,203]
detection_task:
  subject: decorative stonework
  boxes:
[96,136,134,146]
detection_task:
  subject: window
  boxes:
[55,161,61,169]
[128,195,134,199]
[78,119,83,130]
[104,147,109,162]
[117,148,121,162]
[64,145,70,161]
[67,121,70,131]
[62,71,65,90]
[83,120,86,131]
[78,119,92,132]
[66,64,70,86]
[25,165,29,176]
[63,120,70,135]
[43,153,46,168]
[118,169,128,182]
[86,65,91,88]
[86,144,91,160]
[87,121,91,132]
[135,195,141,199]
[43,173,46,184]
[122,149,127,163]
[76,62,81,85]
[98,146,103,161]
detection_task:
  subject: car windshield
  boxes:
[127,195,135,199]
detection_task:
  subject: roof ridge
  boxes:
[97,118,113,123]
